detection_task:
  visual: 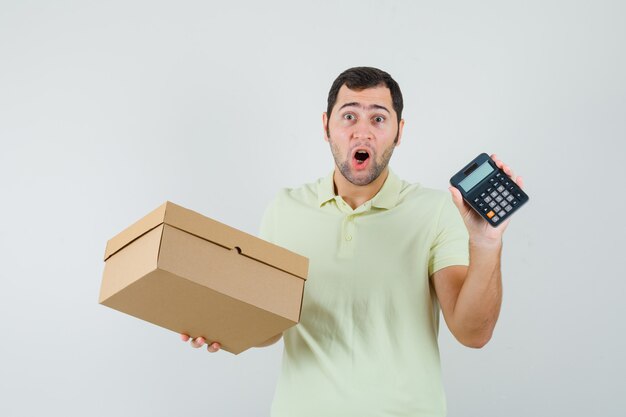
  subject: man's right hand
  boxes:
[180,333,221,353]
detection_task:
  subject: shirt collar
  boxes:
[317,169,402,210]
[371,170,402,209]
[317,171,337,207]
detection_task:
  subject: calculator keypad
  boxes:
[476,172,523,224]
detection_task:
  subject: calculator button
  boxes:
[474,197,480,203]
[496,172,502,179]
[480,192,487,198]
[493,181,500,188]
[502,190,510,197]
[484,196,492,203]
[492,216,500,222]
[498,210,506,217]
[497,185,505,192]
[511,200,518,206]
[495,195,503,203]
[489,201,497,208]
[506,195,514,202]
[486,210,495,219]
[505,205,512,212]
[499,200,507,207]
[491,191,498,198]
[486,187,493,193]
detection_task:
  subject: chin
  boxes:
[346,170,379,186]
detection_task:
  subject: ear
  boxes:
[322,112,330,142]
[395,119,405,146]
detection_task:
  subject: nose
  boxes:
[351,119,373,141]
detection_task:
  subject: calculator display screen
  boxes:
[459,161,494,192]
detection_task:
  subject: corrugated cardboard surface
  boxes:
[100,202,308,354]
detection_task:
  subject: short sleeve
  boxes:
[428,194,469,276]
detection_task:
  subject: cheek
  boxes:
[382,127,399,143]
[329,124,348,137]
[330,140,350,161]
[328,127,350,146]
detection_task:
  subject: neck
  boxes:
[333,167,389,209]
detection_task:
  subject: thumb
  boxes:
[448,186,466,212]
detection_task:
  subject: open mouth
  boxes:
[354,150,370,164]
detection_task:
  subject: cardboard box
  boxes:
[99,201,308,354]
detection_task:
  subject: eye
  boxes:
[343,113,356,121]
[373,116,385,123]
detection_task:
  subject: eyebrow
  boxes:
[338,102,391,114]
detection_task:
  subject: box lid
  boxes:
[104,201,308,280]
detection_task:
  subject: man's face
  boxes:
[323,84,404,186]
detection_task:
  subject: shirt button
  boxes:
[345,235,352,241]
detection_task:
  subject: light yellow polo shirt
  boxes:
[260,170,469,417]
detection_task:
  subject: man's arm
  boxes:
[432,155,523,348]
[431,241,502,348]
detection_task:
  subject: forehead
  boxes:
[334,84,394,110]
[333,84,396,116]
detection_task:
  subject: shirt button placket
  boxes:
[346,215,355,241]
[339,214,355,258]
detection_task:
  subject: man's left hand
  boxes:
[448,154,524,246]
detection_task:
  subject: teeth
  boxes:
[355,150,370,162]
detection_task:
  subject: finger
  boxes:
[490,154,507,171]
[207,342,221,353]
[501,164,514,178]
[490,154,516,181]
[448,187,462,207]
[190,337,206,348]
[491,154,506,171]
[515,175,524,189]
[180,334,190,342]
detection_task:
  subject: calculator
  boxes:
[450,153,528,226]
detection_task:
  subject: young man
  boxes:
[183,67,523,416]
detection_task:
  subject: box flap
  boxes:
[104,202,308,280]
[104,202,168,261]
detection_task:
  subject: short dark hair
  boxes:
[326,66,404,122]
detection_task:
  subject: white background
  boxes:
[1,1,625,416]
